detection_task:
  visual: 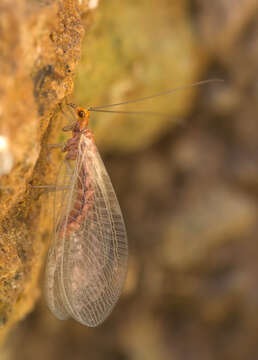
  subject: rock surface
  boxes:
[1,0,258,359]
[0,0,88,343]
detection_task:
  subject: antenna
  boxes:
[88,79,223,112]
[88,109,170,116]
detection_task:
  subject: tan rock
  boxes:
[0,0,89,343]
[162,187,256,269]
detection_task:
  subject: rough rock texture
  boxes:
[0,0,207,345]
[1,0,258,359]
[0,0,89,343]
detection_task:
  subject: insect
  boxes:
[45,105,128,327]
[44,79,222,327]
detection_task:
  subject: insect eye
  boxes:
[78,110,85,118]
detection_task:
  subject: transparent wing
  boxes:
[45,134,128,326]
[45,158,76,320]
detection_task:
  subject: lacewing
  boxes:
[45,79,222,326]
[45,106,128,327]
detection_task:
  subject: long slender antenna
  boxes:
[88,109,170,116]
[88,79,223,111]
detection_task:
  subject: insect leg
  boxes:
[46,144,64,149]
[31,184,71,193]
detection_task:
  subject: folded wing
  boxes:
[45,135,128,326]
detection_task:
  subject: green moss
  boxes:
[74,0,206,152]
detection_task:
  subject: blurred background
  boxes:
[4,0,258,359]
